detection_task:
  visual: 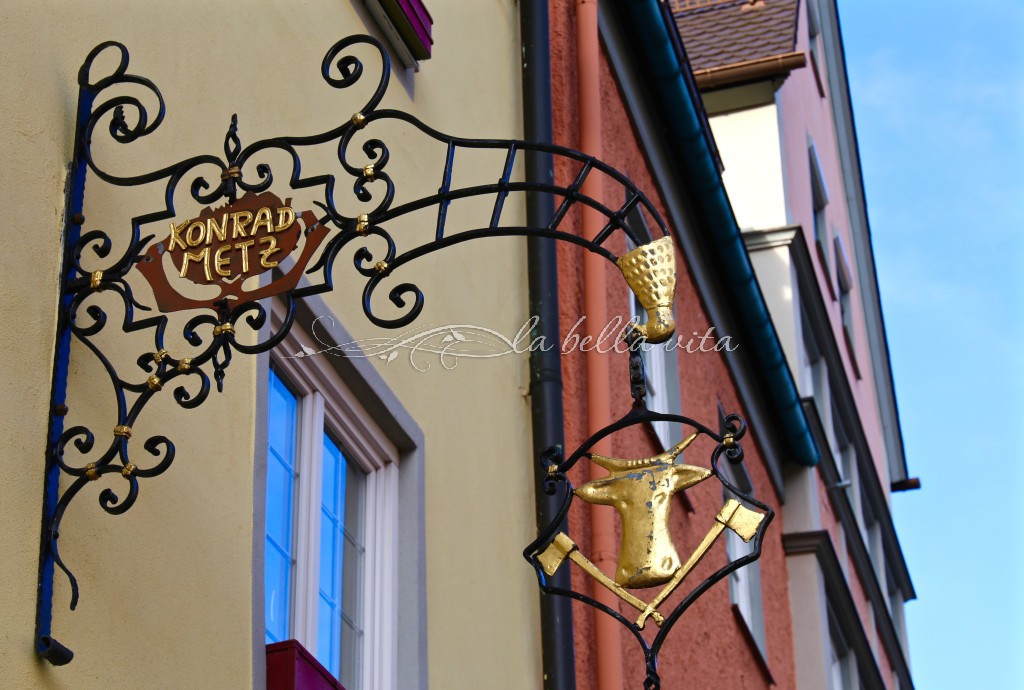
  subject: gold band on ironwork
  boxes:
[213,323,234,336]
[374,261,389,275]
[722,434,736,448]
[84,463,100,481]
[113,425,132,439]
[121,463,136,478]
[90,271,103,289]
[356,214,370,234]
[177,358,191,373]
[351,112,366,128]
[363,164,375,180]
[153,349,169,364]
[220,166,242,181]
[147,375,162,391]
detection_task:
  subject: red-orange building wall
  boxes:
[546,2,798,687]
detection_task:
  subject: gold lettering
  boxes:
[185,221,206,247]
[207,214,228,244]
[259,236,281,268]
[214,244,232,277]
[235,239,255,273]
[231,211,253,239]
[252,207,274,236]
[274,207,295,232]
[180,247,212,281]
[168,221,188,251]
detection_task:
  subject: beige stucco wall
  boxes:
[0,2,538,689]
[749,245,802,379]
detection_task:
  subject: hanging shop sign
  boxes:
[36,35,770,689]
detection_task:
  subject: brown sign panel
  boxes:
[137,191,329,312]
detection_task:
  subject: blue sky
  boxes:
[838,1,1024,686]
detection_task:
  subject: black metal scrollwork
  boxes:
[39,34,678,663]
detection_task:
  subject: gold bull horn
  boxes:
[616,236,677,344]
[587,432,699,472]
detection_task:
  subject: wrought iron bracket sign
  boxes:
[37,35,772,687]
[526,358,772,689]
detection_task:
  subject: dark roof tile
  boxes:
[673,0,800,72]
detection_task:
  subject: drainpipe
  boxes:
[577,1,626,688]
[521,2,577,689]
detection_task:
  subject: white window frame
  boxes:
[827,606,858,690]
[269,303,400,690]
[628,294,682,449]
[719,452,767,655]
[809,142,831,277]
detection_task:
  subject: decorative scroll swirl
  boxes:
[46,37,396,611]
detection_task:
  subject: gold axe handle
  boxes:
[537,532,666,627]
[635,499,764,628]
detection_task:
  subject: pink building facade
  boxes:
[676,0,916,688]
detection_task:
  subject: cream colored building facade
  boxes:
[0,2,541,689]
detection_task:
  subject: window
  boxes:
[827,607,858,690]
[834,234,855,342]
[264,316,401,689]
[800,307,833,443]
[363,0,433,70]
[806,0,826,98]
[719,406,766,655]
[809,143,832,285]
[626,201,683,450]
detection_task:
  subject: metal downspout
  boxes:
[520,3,577,688]
[576,1,626,688]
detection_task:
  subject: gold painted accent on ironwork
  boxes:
[147,375,162,391]
[635,499,765,628]
[538,533,666,626]
[616,236,677,343]
[113,425,132,439]
[121,463,136,478]
[351,112,366,128]
[363,164,375,180]
[177,358,191,373]
[220,166,242,181]
[576,433,705,588]
[90,271,103,289]
[153,349,169,364]
[84,463,100,481]
[213,323,235,336]
[356,214,370,234]
[722,434,736,448]
[374,260,388,274]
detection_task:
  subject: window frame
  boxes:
[718,444,767,657]
[266,306,401,690]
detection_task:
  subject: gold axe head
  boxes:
[616,236,677,344]
[716,499,764,542]
[537,532,577,577]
